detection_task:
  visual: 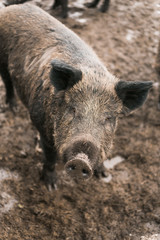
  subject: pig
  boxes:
[85,0,110,13]
[0,4,152,189]
[155,41,160,109]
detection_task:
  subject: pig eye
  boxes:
[101,113,113,125]
[67,106,83,121]
[68,107,76,116]
[105,113,113,120]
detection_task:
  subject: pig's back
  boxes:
[0,3,104,70]
[0,4,112,108]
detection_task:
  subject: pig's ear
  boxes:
[50,59,82,91]
[115,81,152,114]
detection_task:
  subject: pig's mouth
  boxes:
[64,153,93,180]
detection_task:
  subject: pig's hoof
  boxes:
[6,97,17,114]
[94,165,108,178]
[40,168,57,191]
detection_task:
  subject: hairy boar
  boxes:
[85,0,110,13]
[0,4,152,189]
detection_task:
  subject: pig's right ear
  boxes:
[50,60,82,91]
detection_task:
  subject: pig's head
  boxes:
[50,60,152,181]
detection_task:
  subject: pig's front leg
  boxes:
[40,135,58,190]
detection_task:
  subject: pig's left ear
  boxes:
[115,81,153,114]
[50,59,82,91]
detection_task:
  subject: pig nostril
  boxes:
[82,169,89,176]
[68,165,76,171]
[65,155,93,180]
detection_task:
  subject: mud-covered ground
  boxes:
[0,0,160,239]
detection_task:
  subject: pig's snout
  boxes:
[63,137,100,180]
[65,153,93,180]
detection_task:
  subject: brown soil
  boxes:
[0,0,160,239]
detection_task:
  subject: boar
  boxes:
[85,0,110,13]
[0,4,152,189]
[155,41,160,109]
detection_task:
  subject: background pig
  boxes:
[0,4,152,189]
[4,0,110,18]
[85,0,110,13]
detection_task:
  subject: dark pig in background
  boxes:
[4,0,110,18]
[0,4,152,189]
[85,0,110,13]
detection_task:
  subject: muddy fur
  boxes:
[0,4,152,188]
